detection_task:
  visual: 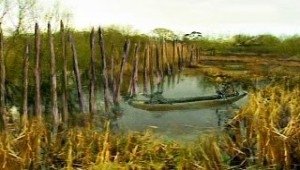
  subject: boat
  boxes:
[128,92,247,111]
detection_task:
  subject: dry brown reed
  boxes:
[224,84,300,169]
[0,119,47,169]
[0,117,230,169]
[0,83,299,169]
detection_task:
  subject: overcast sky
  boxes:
[61,0,300,36]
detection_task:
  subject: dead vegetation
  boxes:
[0,82,299,169]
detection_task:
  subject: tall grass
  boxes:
[0,83,299,169]
[224,84,300,169]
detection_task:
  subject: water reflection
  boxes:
[116,73,248,141]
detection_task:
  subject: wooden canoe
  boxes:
[128,92,247,111]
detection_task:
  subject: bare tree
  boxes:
[0,0,10,22]
[152,28,176,41]
[0,0,72,35]
[15,0,38,34]
[44,0,73,31]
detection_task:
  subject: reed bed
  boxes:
[224,84,300,169]
[0,121,228,169]
[0,83,299,169]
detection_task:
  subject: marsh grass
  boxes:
[0,118,229,169]
[0,82,299,169]
[224,84,300,169]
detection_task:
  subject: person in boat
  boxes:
[216,82,238,98]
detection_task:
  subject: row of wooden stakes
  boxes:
[0,21,203,130]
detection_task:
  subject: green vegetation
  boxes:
[3,28,300,84]
[191,34,300,57]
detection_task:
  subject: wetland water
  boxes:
[115,73,248,141]
[81,59,296,141]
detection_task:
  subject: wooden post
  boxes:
[196,47,199,63]
[113,40,130,105]
[160,42,165,77]
[0,24,5,130]
[177,45,182,71]
[189,45,194,67]
[143,44,149,94]
[163,40,171,75]
[69,34,84,113]
[109,45,115,93]
[181,44,184,67]
[128,43,140,97]
[149,44,155,94]
[98,27,113,111]
[48,22,59,124]
[127,45,135,95]
[171,72,176,88]
[34,23,42,119]
[111,52,115,91]
[60,21,68,122]
[149,44,154,77]
[34,26,42,167]
[167,74,171,88]
[127,44,134,93]
[22,42,29,126]
[172,40,176,73]
[89,28,96,115]
[155,44,163,83]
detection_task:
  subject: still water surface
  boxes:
[116,74,247,141]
